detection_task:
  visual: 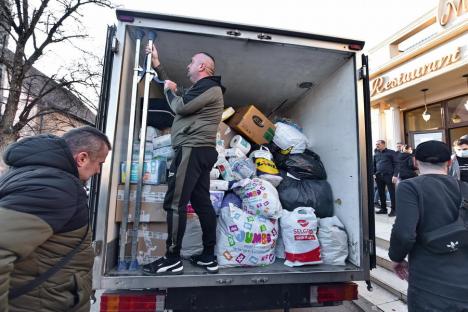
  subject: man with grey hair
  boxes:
[0,126,110,311]
[389,140,468,311]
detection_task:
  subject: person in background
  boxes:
[373,140,398,216]
[0,127,111,312]
[449,138,468,182]
[142,43,225,275]
[389,140,468,311]
[396,145,417,182]
[395,141,404,153]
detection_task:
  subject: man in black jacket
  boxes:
[373,140,398,216]
[389,140,468,311]
[0,126,111,311]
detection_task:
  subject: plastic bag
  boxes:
[317,217,348,265]
[181,214,203,259]
[229,157,256,180]
[276,149,327,180]
[280,207,322,267]
[273,122,309,154]
[277,174,333,218]
[210,191,225,215]
[232,178,282,219]
[216,204,278,267]
[250,146,282,186]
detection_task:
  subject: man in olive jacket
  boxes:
[0,126,111,312]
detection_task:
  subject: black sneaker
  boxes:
[388,210,396,217]
[190,254,219,274]
[142,256,183,275]
[375,209,388,214]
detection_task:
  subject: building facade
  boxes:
[369,0,468,150]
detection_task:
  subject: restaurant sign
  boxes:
[370,47,461,97]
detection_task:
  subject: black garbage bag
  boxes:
[277,175,333,218]
[268,143,327,180]
[143,98,175,129]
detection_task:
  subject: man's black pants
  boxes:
[163,146,218,258]
[375,173,395,212]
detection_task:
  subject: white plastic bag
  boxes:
[216,204,279,267]
[318,216,348,265]
[250,146,282,186]
[273,122,309,154]
[280,207,322,267]
[232,178,282,219]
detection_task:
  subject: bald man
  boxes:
[142,44,226,275]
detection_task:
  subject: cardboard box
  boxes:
[218,121,237,148]
[227,105,275,145]
[125,223,167,265]
[116,184,168,222]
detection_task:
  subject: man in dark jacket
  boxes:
[142,44,225,275]
[373,140,398,216]
[389,140,468,311]
[0,126,111,312]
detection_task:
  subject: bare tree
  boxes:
[0,0,113,155]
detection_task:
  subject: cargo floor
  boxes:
[108,259,359,277]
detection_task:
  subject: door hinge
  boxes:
[359,65,367,80]
[92,240,103,256]
[364,239,374,255]
[111,36,119,53]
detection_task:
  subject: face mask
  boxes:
[456,150,468,158]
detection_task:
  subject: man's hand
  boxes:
[392,261,408,280]
[164,80,177,92]
[145,43,160,68]
[392,176,399,184]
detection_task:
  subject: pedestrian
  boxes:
[0,126,111,312]
[142,43,225,275]
[373,140,398,216]
[395,141,404,153]
[449,138,468,182]
[389,140,468,311]
[396,144,417,181]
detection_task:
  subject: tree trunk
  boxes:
[0,131,17,175]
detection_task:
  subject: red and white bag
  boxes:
[280,207,322,267]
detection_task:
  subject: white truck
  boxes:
[90,8,376,311]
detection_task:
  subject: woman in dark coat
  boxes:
[397,145,418,180]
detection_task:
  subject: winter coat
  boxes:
[0,134,92,312]
[397,152,417,180]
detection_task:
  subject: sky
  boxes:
[32,0,438,100]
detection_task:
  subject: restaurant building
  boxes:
[369,0,467,149]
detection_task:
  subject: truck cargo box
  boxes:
[91,9,375,294]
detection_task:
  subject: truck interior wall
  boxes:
[282,58,362,266]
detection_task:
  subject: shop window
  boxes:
[447,95,468,126]
[405,103,443,132]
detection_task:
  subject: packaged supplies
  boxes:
[115,184,168,222]
[153,146,175,160]
[280,207,322,267]
[218,122,237,149]
[216,203,278,267]
[120,159,167,185]
[228,105,275,145]
[125,223,167,265]
[143,126,160,142]
[277,174,333,218]
[210,179,230,191]
[217,157,235,181]
[232,178,282,219]
[225,148,247,159]
[275,149,327,180]
[230,135,251,155]
[210,191,225,215]
[210,168,220,180]
[229,157,256,180]
[318,217,348,265]
[181,214,203,259]
[220,192,242,211]
[222,107,236,121]
[273,122,309,154]
[152,134,172,149]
